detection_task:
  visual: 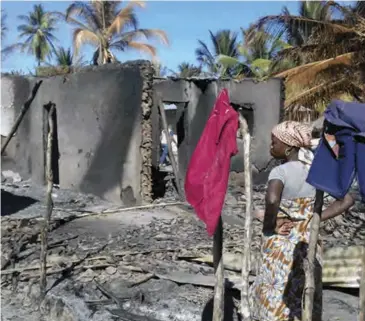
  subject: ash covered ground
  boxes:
[1,172,364,321]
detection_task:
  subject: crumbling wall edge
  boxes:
[139,62,153,203]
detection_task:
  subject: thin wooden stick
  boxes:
[238,115,253,321]
[9,201,187,221]
[303,189,324,321]
[157,99,185,201]
[39,104,55,299]
[212,216,224,321]
[359,247,365,321]
[1,81,42,155]
[92,201,186,215]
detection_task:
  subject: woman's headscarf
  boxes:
[272,121,315,168]
[272,121,312,148]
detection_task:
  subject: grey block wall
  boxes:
[154,78,284,184]
[2,67,284,204]
[1,61,154,205]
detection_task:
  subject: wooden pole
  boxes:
[359,247,365,321]
[213,216,224,321]
[157,99,185,201]
[39,104,55,299]
[1,81,42,155]
[303,189,324,321]
[238,115,253,320]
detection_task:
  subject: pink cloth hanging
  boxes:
[184,89,238,236]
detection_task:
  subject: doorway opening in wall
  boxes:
[152,101,188,200]
[231,102,255,136]
[43,103,60,185]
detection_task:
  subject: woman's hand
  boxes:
[275,218,294,235]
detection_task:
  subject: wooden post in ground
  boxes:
[303,189,324,321]
[157,99,184,201]
[238,115,253,321]
[359,247,365,321]
[1,81,42,155]
[213,216,224,321]
[39,104,55,299]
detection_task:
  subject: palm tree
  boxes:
[49,46,86,67]
[282,1,332,47]
[354,1,365,17]
[195,29,239,76]
[250,1,365,118]
[1,9,7,40]
[175,62,201,78]
[53,47,74,66]
[217,26,293,79]
[56,1,168,65]
[36,46,86,77]
[4,4,58,66]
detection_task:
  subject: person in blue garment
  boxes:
[159,125,177,167]
[307,100,365,202]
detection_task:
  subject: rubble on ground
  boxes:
[1,177,363,321]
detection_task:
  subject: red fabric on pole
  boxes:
[184,89,239,236]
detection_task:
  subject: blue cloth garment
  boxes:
[160,144,168,164]
[307,100,365,201]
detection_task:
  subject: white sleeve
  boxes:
[268,165,286,184]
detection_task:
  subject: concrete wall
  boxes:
[2,69,283,203]
[154,78,284,184]
[1,76,31,137]
[1,76,32,164]
[1,61,154,205]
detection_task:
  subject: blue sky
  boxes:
[1,1,303,73]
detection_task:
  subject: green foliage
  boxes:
[255,0,365,118]
[53,47,73,66]
[282,0,332,47]
[3,4,58,66]
[47,46,86,67]
[216,27,291,79]
[195,29,239,77]
[175,62,201,78]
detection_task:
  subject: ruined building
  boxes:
[1,61,284,205]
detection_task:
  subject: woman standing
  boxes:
[250,121,354,321]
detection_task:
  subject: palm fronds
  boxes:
[4,4,58,66]
[195,29,239,76]
[174,62,201,78]
[248,1,365,117]
[59,1,168,65]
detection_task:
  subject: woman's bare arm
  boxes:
[263,179,284,235]
[321,193,355,221]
